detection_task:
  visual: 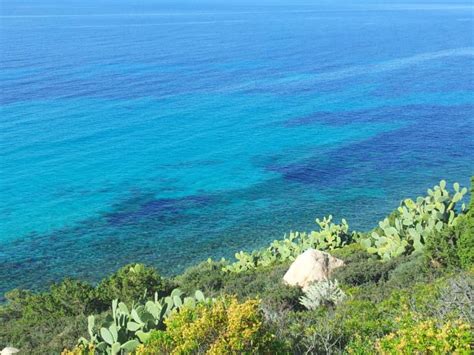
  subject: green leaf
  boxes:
[194,290,205,301]
[87,315,95,338]
[360,238,372,249]
[383,227,398,237]
[439,180,446,190]
[109,324,118,343]
[435,221,443,231]
[170,289,183,298]
[127,321,142,332]
[111,342,121,355]
[131,309,142,324]
[121,340,140,352]
[136,330,151,343]
[118,302,129,315]
[112,299,118,319]
[100,327,114,345]
[173,295,183,308]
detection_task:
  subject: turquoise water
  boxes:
[1,1,473,295]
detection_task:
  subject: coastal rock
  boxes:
[283,249,344,290]
[1,348,20,355]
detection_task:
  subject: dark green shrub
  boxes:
[283,309,345,353]
[0,280,104,354]
[330,242,374,263]
[6,279,97,318]
[385,253,438,289]
[96,263,172,305]
[457,214,474,269]
[424,224,461,269]
[332,254,407,287]
[174,260,227,296]
[220,263,290,300]
[261,282,304,313]
[330,244,428,288]
[456,177,474,268]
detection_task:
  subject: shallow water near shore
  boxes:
[1,0,473,295]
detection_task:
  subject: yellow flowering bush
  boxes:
[61,343,95,355]
[376,313,472,354]
[137,296,285,354]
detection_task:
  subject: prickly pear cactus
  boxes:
[360,180,467,260]
[225,215,353,272]
[77,289,210,354]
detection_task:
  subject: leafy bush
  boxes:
[376,313,472,354]
[425,224,462,268]
[174,260,227,296]
[211,263,290,300]
[330,242,373,263]
[331,252,419,287]
[61,343,95,355]
[457,213,474,269]
[0,280,100,354]
[384,253,437,289]
[96,264,172,305]
[260,282,304,314]
[137,297,285,354]
[299,280,346,310]
[456,176,474,268]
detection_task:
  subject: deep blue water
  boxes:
[1,0,473,295]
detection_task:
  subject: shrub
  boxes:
[260,282,304,315]
[96,264,172,305]
[385,253,436,289]
[457,213,474,269]
[346,334,376,354]
[425,224,462,268]
[376,313,472,354]
[174,260,227,296]
[138,297,285,354]
[0,280,99,354]
[219,263,291,300]
[332,253,409,287]
[284,308,353,354]
[456,177,474,268]
[61,343,95,355]
[336,299,394,342]
[330,243,373,263]
[299,280,346,310]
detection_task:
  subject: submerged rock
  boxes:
[283,248,345,290]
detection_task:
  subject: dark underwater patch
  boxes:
[282,105,439,128]
[105,195,213,226]
[269,104,474,187]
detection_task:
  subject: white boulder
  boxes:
[283,248,345,290]
[1,348,19,355]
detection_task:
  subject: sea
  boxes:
[1,0,473,296]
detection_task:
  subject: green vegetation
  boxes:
[1,178,473,354]
[136,297,284,354]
